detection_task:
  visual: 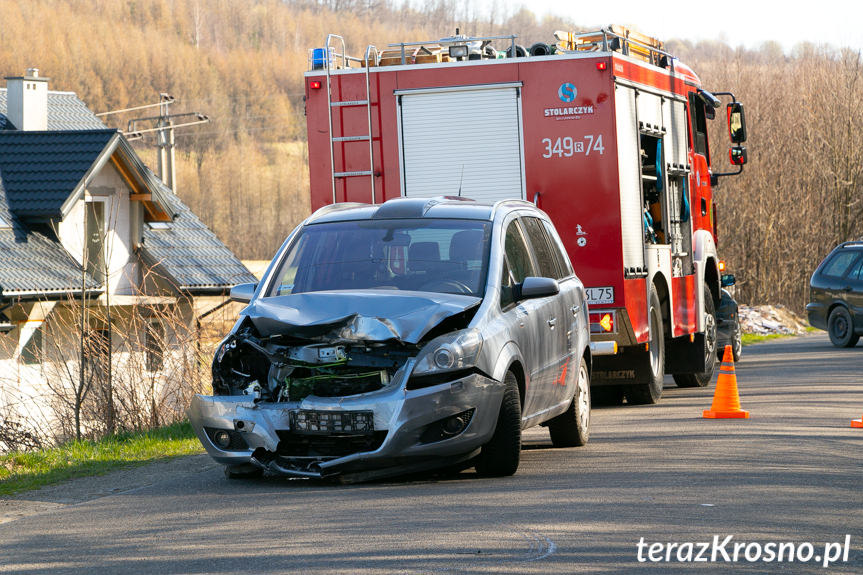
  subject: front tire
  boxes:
[548,357,591,447]
[674,286,718,388]
[828,306,859,348]
[475,372,522,477]
[625,290,665,404]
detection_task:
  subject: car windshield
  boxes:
[266,218,492,297]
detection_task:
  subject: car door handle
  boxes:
[547,317,557,328]
[570,305,581,316]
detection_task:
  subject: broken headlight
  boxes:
[412,328,483,377]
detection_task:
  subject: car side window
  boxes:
[847,255,863,281]
[500,259,515,309]
[822,251,860,278]
[504,220,535,283]
[542,221,573,277]
[521,216,561,279]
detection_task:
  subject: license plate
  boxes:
[585,286,614,305]
[291,410,374,434]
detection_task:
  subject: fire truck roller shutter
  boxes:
[663,98,689,169]
[615,85,646,274]
[397,85,525,203]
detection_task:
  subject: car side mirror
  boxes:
[727,101,747,143]
[721,273,736,287]
[519,277,559,300]
[230,282,257,304]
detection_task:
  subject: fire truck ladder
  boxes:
[325,34,378,204]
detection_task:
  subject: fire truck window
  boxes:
[504,220,535,283]
[688,93,711,163]
[520,217,561,279]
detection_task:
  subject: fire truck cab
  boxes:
[303,26,748,404]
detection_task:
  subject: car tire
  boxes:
[732,325,742,362]
[548,357,591,447]
[674,286,718,388]
[828,306,858,347]
[625,290,665,404]
[475,371,521,477]
[224,463,264,480]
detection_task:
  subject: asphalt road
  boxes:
[1,333,861,574]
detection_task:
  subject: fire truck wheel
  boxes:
[625,290,665,405]
[674,285,718,388]
[548,357,591,447]
[475,372,522,477]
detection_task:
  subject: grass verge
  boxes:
[741,332,796,346]
[0,421,203,498]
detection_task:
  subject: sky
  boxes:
[506,0,863,53]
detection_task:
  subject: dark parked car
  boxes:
[716,287,741,362]
[807,242,863,347]
[189,197,610,482]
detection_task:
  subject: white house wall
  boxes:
[58,162,139,296]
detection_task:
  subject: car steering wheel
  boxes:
[419,279,472,295]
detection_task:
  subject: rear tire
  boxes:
[548,357,590,447]
[674,285,718,388]
[828,306,858,348]
[475,372,522,477]
[625,290,665,404]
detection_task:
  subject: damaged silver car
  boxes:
[189,197,596,481]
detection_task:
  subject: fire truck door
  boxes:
[396,84,526,202]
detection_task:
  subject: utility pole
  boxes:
[98,93,209,193]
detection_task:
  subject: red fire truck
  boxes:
[303,26,748,404]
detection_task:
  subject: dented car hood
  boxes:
[244,290,481,344]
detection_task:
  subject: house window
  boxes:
[20,327,43,365]
[86,201,105,283]
[146,322,164,372]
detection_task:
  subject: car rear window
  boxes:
[267,219,491,297]
[822,251,861,278]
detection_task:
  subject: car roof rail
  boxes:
[307,202,369,223]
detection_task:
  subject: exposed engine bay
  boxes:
[212,322,417,403]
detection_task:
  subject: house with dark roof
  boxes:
[0,69,256,443]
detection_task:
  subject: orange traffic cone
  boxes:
[852,416,863,428]
[703,345,749,419]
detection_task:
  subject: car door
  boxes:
[843,254,863,331]
[520,216,577,412]
[500,218,558,421]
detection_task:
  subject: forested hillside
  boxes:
[1,0,860,309]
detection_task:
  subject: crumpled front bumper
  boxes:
[187,372,504,479]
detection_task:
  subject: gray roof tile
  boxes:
[0,182,99,297]
[141,182,258,292]
[0,89,106,131]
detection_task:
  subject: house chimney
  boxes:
[5,68,49,131]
